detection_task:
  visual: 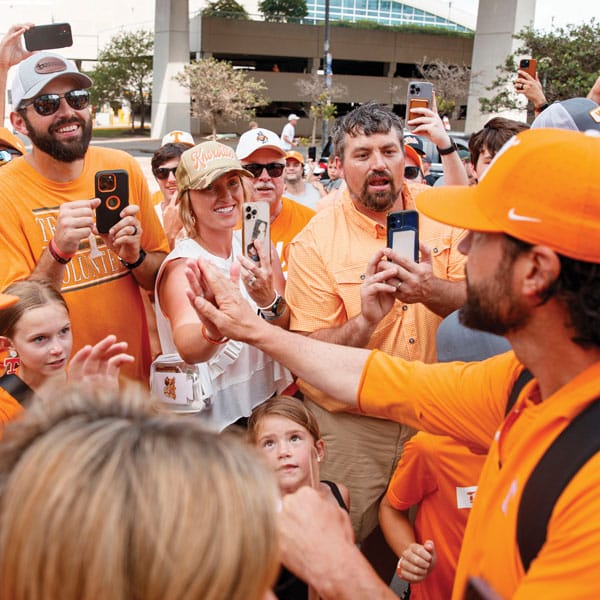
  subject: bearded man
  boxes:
[0,52,168,383]
[283,102,467,571]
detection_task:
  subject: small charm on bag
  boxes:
[150,354,213,414]
[3,350,20,375]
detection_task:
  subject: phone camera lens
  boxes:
[252,209,257,216]
[246,214,252,220]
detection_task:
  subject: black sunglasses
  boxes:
[243,162,285,178]
[153,166,178,180]
[404,166,422,180]
[20,89,90,117]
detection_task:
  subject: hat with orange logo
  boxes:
[416,128,600,262]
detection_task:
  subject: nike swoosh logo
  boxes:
[507,208,541,223]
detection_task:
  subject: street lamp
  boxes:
[322,0,331,150]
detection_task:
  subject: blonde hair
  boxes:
[248,394,322,444]
[0,385,280,600]
[0,280,68,338]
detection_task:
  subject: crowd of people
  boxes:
[1,21,600,600]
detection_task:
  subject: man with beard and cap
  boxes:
[281,102,467,572]
[0,52,169,384]
[182,127,600,600]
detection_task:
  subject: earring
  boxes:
[3,349,20,375]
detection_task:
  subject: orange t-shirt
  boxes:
[386,432,485,600]
[286,185,466,411]
[0,147,169,383]
[359,350,600,599]
[0,386,24,425]
[271,196,315,272]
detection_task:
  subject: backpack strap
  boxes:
[0,373,34,406]
[517,396,600,572]
[505,368,533,416]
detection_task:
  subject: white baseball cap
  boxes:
[11,52,92,110]
[161,130,195,147]
[288,113,300,121]
[236,128,285,160]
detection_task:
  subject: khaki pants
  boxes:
[305,399,415,544]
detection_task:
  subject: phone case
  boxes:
[406,81,433,128]
[95,170,129,234]
[387,210,419,263]
[519,58,537,79]
[24,23,73,51]
[242,201,270,265]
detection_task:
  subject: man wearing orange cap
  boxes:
[283,150,322,210]
[187,127,600,599]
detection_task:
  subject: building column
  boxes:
[466,0,536,133]
[151,0,191,140]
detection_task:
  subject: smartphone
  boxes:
[406,81,434,128]
[387,210,419,263]
[242,201,270,265]
[24,23,73,52]
[95,170,129,234]
[519,58,537,79]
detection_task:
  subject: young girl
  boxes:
[248,395,349,600]
[0,280,133,422]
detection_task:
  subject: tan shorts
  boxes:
[305,399,415,544]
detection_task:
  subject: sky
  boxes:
[450,0,598,31]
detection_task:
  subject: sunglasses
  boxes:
[153,166,178,180]
[0,148,21,166]
[404,166,422,180]
[20,89,90,117]
[243,162,285,178]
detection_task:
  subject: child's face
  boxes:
[9,303,72,379]
[255,415,324,495]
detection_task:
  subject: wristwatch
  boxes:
[119,248,146,270]
[258,292,287,321]
[437,141,458,156]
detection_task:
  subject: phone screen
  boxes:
[390,229,416,262]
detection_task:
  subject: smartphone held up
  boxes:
[405,81,433,129]
[387,210,419,263]
[242,201,271,266]
[24,23,73,51]
[95,170,129,234]
[518,58,537,79]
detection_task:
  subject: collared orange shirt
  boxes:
[272,196,315,272]
[359,350,600,599]
[286,184,466,411]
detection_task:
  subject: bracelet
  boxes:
[201,323,229,345]
[396,557,404,575]
[257,291,278,311]
[119,248,146,270]
[535,102,549,113]
[437,142,457,156]
[48,238,74,264]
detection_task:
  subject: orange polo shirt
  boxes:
[286,184,466,411]
[0,387,24,425]
[359,350,600,599]
[386,433,485,600]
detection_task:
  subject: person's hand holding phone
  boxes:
[237,238,280,308]
[379,243,437,305]
[514,70,546,109]
[406,94,453,150]
[98,204,142,265]
[0,24,33,70]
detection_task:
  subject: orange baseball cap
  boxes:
[0,292,18,310]
[403,143,422,170]
[285,150,304,164]
[416,128,600,262]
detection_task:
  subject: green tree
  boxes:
[480,20,600,113]
[88,29,153,131]
[173,57,268,139]
[259,0,308,23]
[296,74,347,145]
[203,0,249,19]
